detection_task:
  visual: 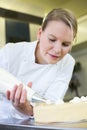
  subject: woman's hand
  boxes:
[6,82,33,116]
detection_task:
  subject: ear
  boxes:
[37,27,42,40]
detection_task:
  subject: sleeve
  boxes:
[44,54,75,102]
[0,44,11,70]
[0,42,26,72]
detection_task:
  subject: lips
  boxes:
[48,53,60,59]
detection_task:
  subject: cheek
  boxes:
[40,40,51,52]
[40,35,53,53]
[40,44,49,54]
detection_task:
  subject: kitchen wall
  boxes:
[0,17,40,47]
[64,43,87,100]
[29,23,41,41]
[0,17,5,47]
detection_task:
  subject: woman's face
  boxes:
[36,20,74,64]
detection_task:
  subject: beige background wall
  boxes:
[29,23,41,41]
[0,17,6,47]
[0,17,40,47]
[64,47,87,100]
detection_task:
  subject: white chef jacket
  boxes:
[0,40,75,101]
[0,41,75,120]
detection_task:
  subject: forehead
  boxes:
[43,20,74,41]
[46,20,70,29]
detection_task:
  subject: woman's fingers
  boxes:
[10,85,18,102]
[6,83,30,105]
[20,89,27,103]
[14,84,23,105]
[6,83,33,116]
[6,90,10,100]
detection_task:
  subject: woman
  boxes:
[0,8,77,118]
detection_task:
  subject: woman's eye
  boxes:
[49,39,56,42]
[62,43,70,47]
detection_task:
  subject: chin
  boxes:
[44,57,61,64]
[47,60,58,64]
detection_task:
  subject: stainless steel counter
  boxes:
[0,117,87,130]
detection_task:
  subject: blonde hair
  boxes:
[42,8,77,39]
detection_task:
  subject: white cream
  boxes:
[69,96,87,103]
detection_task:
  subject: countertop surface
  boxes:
[0,117,87,130]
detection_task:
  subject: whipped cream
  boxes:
[69,96,87,103]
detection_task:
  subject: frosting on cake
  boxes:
[33,96,87,123]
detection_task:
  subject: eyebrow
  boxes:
[49,34,56,38]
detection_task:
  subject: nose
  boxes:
[53,41,62,53]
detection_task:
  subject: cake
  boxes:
[33,96,87,123]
